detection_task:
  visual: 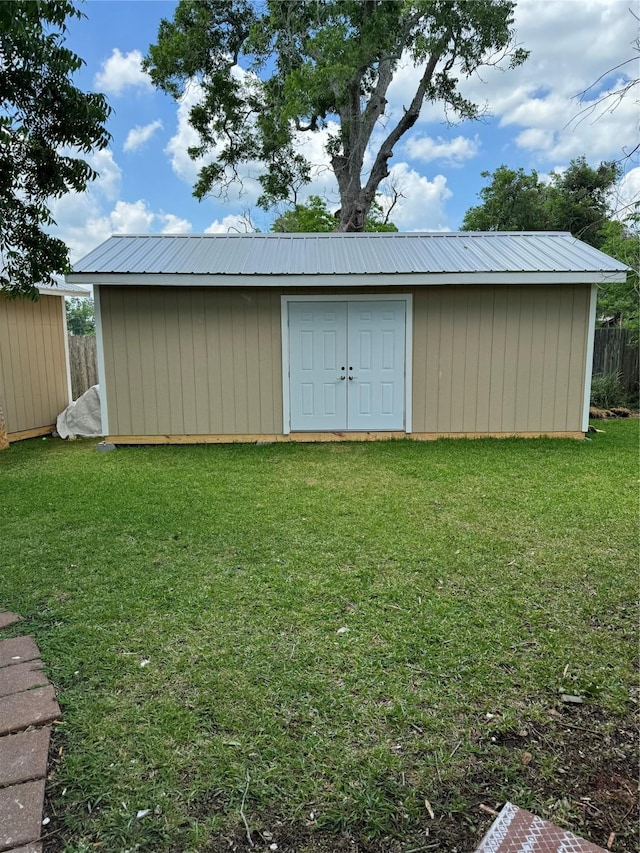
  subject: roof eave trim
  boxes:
[38,285,90,297]
[66,271,629,287]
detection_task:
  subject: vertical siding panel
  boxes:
[191,289,210,433]
[501,287,521,432]
[475,287,495,433]
[231,293,248,432]
[163,289,183,434]
[462,288,482,432]
[218,292,236,434]
[110,288,132,435]
[411,289,428,432]
[541,286,561,430]
[245,293,261,432]
[178,291,197,433]
[206,290,223,433]
[449,288,467,431]
[257,292,274,432]
[437,288,454,432]
[136,288,157,434]
[426,287,443,432]
[553,287,575,431]
[513,288,535,431]
[49,298,68,419]
[527,288,548,432]
[15,299,33,430]
[2,299,21,431]
[150,289,169,434]
[566,286,589,431]
[31,299,47,426]
[488,287,507,432]
[0,300,9,430]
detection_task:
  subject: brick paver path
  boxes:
[0,613,59,853]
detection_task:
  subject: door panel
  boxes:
[288,300,406,431]
[289,302,347,430]
[347,301,406,430]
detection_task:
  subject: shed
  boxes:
[66,232,628,444]
[0,281,89,442]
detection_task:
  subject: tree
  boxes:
[145,0,528,232]
[272,195,398,232]
[596,215,639,337]
[462,157,621,247]
[0,1,111,299]
[461,158,637,335]
[66,297,95,335]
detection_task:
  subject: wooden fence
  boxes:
[68,335,98,400]
[592,327,639,398]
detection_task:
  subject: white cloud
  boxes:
[205,214,255,233]
[109,200,155,233]
[161,214,193,234]
[94,49,152,96]
[405,134,480,165]
[86,148,122,201]
[124,120,163,153]
[615,167,640,220]
[382,163,452,231]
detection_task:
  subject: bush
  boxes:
[590,372,627,409]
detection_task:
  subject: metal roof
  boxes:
[38,279,90,297]
[68,232,628,286]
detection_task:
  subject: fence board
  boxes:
[68,335,97,399]
[592,328,639,397]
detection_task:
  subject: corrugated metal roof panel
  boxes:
[71,232,629,277]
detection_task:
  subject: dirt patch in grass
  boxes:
[198,705,638,853]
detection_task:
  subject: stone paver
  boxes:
[0,662,47,700]
[0,639,40,669]
[4,844,42,853]
[0,729,51,789]
[0,614,21,631]
[0,780,45,852]
[0,687,60,737]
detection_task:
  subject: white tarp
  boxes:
[57,384,102,439]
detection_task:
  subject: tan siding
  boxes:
[412,284,591,434]
[0,294,68,434]
[100,283,589,438]
[101,287,283,435]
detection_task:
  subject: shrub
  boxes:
[590,372,627,409]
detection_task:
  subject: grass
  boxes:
[0,423,637,853]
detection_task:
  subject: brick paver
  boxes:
[0,686,60,737]
[0,729,51,789]
[0,662,47,700]
[0,614,21,631]
[0,639,40,669]
[0,779,45,852]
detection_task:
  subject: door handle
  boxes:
[348,375,356,380]
[339,375,346,380]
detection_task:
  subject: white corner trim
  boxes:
[60,296,73,405]
[582,283,597,432]
[280,294,413,434]
[93,286,109,436]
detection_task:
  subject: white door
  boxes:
[288,300,406,431]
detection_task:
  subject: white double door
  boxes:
[288,299,407,431]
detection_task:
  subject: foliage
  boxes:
[66,297,95,335]
[590,372,627,409]
[145,0,528,231]
[1,424,638,850]
[462,158,638,333]
[462,157,621,247]
[596,216,639,336]
[0,1,111,299]
[271,194,398,232]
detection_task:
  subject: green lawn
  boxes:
[1,423,637,853]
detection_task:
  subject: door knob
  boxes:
[339,375,346,380]
[348,375,356,380]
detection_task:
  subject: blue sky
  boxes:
[50,0,640,262]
